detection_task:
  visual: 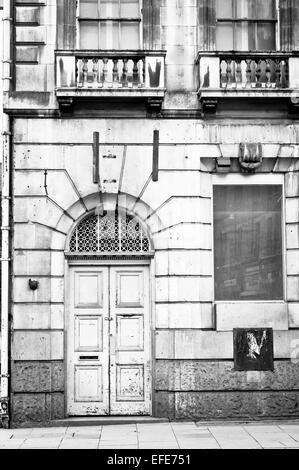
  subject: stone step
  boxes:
[49,416,170,427]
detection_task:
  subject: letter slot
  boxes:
[79,355,99,361]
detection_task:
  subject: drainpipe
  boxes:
[1,0,12,429]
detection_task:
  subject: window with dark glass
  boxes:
[216,0,277,50]
[213,185,283,301]
[79,0,141,49]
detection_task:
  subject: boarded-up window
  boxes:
[216,0,277,50]
[79,0,141,49]
[213,185,283,301]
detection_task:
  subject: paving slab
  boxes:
[0,433,15,440]
[139,443,179,449]
[21,438,63,448]
[178,440,220,449]
[100,440,138,446]
[0,439,26,449]
[59,439,99,449]
[282,432,299,441]
[31,427,67,434]
[99,445,138,449]
[66,426,102,433]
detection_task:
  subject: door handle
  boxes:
[104,317,113,321]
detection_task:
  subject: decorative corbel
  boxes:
[238,143,263,173]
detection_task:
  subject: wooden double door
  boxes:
[67,264,151,416]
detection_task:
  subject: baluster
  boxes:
[102,58,108,86]
[246,59,252,86]
[92,58,99,87]
[76,59,80,86]
[220,60,227,87]
[284,60,289,88]
[112,59,119,85]
[133,59,139,87]
[255,60,261,86]
[82,58,88,86]
[142,58,146,86]
[136,59,142,87]
[236,60,242,84]
[226,59,232,84]
[122,58,128,87]
[275,59,282,87]
[265,59,271,86]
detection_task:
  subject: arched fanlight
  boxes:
[69,210,150,254]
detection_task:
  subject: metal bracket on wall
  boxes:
[152,130,159,182]
[92,131,100,185]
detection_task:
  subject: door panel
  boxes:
[116,365,145,401]
[116,271,144,307]
[75,272,103,307]
[75,316,102,351]
[67,265,151,416]
[116,315,144,350]
[75,366,103,402]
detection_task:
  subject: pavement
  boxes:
[1,421,299,449]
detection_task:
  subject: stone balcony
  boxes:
[55,50,166,112]
[196,51,299,113]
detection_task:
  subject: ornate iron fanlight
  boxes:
[69,211,150,254]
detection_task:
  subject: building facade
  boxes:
[1,0,299,427]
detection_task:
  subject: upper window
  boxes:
[213,184,283,301]
[79,0,142,50]
[216,0,277,51]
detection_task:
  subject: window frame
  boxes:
[76,0,143,50]
[212,173,286,303]
[215,0,280,51]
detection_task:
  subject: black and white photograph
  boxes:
[1,0,299,458]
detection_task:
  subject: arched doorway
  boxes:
[66,208,153,416]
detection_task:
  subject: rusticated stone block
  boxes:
[11,361,64,393]
[11,392,65,425]
[16,46,39,63]
[154,392,175,420]
[12,331,64,360]
[174,391,299,420]
[15,7,40,24]
[49,393,65,420]
[155,360,299,391]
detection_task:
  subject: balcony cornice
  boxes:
[55,49,167,58]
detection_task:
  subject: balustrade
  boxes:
[77,56,146,89]
[220,56,289,88]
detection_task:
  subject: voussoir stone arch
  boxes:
[53,192,165,252]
